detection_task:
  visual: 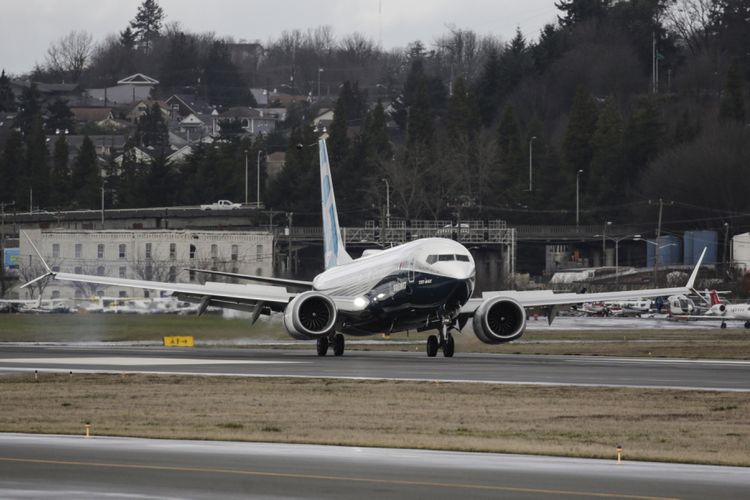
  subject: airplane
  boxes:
[22,138,708,358]
[672,290,750,329]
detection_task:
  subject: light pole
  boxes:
[317,67,324,102]
[244,149,249,205]
[575,169,583,226]
[602,220,612,265]
[1,201,15,298]
[634,235,677,286]
[257,149,264,208]
[381,178,390,228]
[528,136,536,192]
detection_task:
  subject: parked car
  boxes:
[200,200,241,210]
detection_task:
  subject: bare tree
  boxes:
[45,30,94,82]
[18,258,59,299]
[665,0,717,55]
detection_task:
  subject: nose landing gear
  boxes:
[426,320,456,358]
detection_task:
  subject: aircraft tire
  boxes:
[745,321,750,329]
[426,335,439,357]
[721,322,727,329]
[333,333,345,356]
[442,334,455,358]
[316,336,329,356]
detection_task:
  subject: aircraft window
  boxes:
[456,255,470,262]
[438,254,455,262]
[426,255,437,264]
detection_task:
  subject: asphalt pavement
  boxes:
[0,345,749,391]
[0,434,747,499]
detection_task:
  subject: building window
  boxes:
[190,244,196,259]
[75,244,82,258]
[119,266,126,278]
[211,244,218,259]
[144,290,150,298]
[97,266,105,276]
[231,245,238,261]
[118,291,127,298]
[119,244,126,259]
[97,244,104,259]
[52,244,60,258]
[145,265,153,280]
[75,266,82,274]
[169,266,176,282]
[189,270,196,281]
[256,244,263,260]
[170,243,176,259]
[52,266,60,272]
[96,290,104,298]
[145,243,152,259]
[256,268,263,276]
[75,290,83,298]
[51,290,60,299]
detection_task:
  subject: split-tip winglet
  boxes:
[686,247,706,291]
[19,231,55,289]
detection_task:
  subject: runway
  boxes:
[1,345,749,391]
[0,434,747,499]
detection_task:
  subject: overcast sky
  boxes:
[0,0,559,76]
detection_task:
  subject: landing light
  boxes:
[353,296,369,310]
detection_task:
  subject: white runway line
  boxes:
[0,357,304,366]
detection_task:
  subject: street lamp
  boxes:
[244,149,249,205]
[257,149,265,208]
[528,136,536,192]
[575,169,583,226]
[602,220,612,263]
[381,178,390,228]
[634,235,677,286]
[317,67,324,102]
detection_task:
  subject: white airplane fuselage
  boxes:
[312,238,476,335]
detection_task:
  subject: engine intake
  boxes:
[472,296,526,344]
[283,291,338,340]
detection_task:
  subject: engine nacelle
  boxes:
[283,291,338,340]
[472,296,527,344]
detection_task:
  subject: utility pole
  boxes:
[575,169,583,226]
[528,136,536,192]
[244,149,249,204]
[286,212,293,272]
[257,149,264,208]
[654,198,664,286]
[602,220,611,266]
[0,201,15,298]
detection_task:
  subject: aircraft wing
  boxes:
[42,271,295,311]
[461,248,705,315]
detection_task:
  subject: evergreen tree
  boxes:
[475,47,503,127]
[130,0,164,53]
[143,154,173,207]
[624,96,663,176]
[136,103,169,153]
[71,136,100,208]
[555,0,611,27]
[26,115,50,209]
[446,77,481,141]
[673,109,700,145]
[159,32,200,93]
[0,70,15,112]
[328,81,354,165]
[0,131,24,203]
[119,26,137,50]
[719,60,746,125]
[406,78,434,146]
[589,96,624,207]
[14,84,42,135]
[46,98,75,134]
[496,105,524,193]
[532,24,566,74]
[49,135,70,208]
[362,101,391,160]
[202,41,255,107]
[562,86,598,177]
[498,28,533,101]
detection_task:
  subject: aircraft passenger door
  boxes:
[408,257,416,283]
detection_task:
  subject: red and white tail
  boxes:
[709,289,721,306]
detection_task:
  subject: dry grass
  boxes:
[1,373,748,466]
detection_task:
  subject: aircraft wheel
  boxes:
[442,333,455,358]
[745,321,750,329]
[426,335,439,357]
[316,336,329,356]
[332,333,345,356]
[721,322,727,329]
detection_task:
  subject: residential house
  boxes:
[86,73,159,105]
[9,80,83,106]
[126,100,170,123]
[219,107,278,136]
[312,108,334,131]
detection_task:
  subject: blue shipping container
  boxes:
[683,230,718,265]
[646,235,682,267]
[3,247,19,270]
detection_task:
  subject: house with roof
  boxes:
[219,107,278,136]
[166,145,194,165]
[165,94,213,120]
[86,73,159,105]
[313,108,334,131]
[126,100,170,123]
[9,80,83,106]
[113,146,153,167]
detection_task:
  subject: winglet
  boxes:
[686,247,706,290]
[22,231,52,273]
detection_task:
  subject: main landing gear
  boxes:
[316,333,345,356]
[426,321,455,358]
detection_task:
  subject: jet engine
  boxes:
[283,291,338,340]
[472,296,527,344]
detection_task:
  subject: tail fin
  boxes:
[319,138,352,269]
[709,289,721,306]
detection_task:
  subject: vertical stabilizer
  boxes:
[709,289,721,306]
[319,139,352,269]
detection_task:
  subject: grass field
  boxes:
[1,313,749,359]
[1,373,748,466]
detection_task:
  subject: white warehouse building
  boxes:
[19,229,274,300]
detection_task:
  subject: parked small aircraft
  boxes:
[23,138,707,357]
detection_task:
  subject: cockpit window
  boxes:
[455,255,470,262]
[438,254,455,262]
[427,254,464,264]
[426,255,437,264]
